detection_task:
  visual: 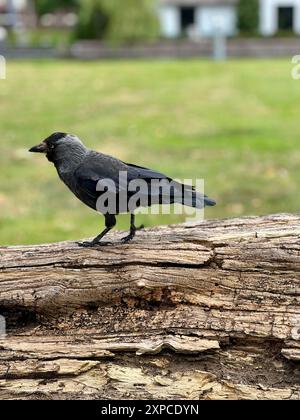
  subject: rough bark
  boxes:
[0,213,300,400]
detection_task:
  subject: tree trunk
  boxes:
[0,214,300,400]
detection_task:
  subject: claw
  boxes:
[77,241,93,248]
[121,235,135,244]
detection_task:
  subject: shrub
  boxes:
[238,0,259,34]
[35,0,78,16]
[75,0,108,40]
[74,0,159,43]
[105,0,159,44]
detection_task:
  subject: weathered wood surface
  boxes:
[0,214,300,400]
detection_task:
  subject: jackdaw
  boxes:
[29,133,216,246]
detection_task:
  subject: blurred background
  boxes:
[0,0,300,245]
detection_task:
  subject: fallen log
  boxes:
[0,213,300,400]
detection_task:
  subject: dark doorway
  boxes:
[278,7,294,31]
[180,6,195,33]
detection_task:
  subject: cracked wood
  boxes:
[0,214,300,400]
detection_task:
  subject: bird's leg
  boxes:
[78,215,116,248]
[78,228,112,248]
[121,214,143,244]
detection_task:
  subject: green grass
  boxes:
[1,59,300,246]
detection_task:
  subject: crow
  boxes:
[29,133,216,246]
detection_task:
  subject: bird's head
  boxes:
[29,133,87,164]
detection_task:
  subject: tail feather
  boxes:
[204,196,217,207]
[191,194,216,209]
[180,187,216,209]
[153,181,216,209]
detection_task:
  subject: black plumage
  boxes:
[29,133,216,246]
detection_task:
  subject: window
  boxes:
[278,7,294,31]
[180,6,195,33]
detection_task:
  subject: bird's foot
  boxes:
[77,241,113,248]
[121,225,144,244]
[121,234,135,244]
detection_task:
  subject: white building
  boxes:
[158,0,300,38]
[260,0,300,35]
[158,0,238,38]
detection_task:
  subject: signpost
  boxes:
[212,16,227,61]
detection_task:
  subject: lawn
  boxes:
[0,58,300,246]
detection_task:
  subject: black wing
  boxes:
[124,162,171,182]
[74,152,215,212]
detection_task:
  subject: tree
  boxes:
[35,0,78,16]
[238,0,259,34]
[75,0,108,40]
[74,0,159,43]
[105,0,159,44]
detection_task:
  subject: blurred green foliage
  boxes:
[35,0,78,16]
[74,0,159,42]
[27,29,72,47]
[75,0,109,40]
[104,0,159,43]
[238,0,259,34]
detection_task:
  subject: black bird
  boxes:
[29,133,216,246]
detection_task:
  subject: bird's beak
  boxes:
[29,142,48,154]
